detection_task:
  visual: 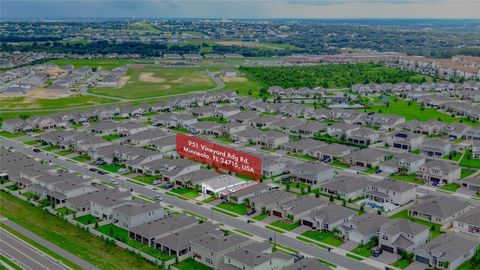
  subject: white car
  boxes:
[109,179,119,185]
[117,168,128,174]
[153,194,163,201]
[152,180,162,186]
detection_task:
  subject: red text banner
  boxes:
[176,133,262,180]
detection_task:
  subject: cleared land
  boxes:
[49,59,134,71]
[90,65,218,99]
[0,94,116,110]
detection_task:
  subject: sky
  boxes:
[1,0,479,20]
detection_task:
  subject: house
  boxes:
[271,196,328,220]
[90,196,129,220]
[287,162,334,187]
[174,169,220,187]
[222,247,294,270]
[168,114,198,128]
[367,179,416,206]
[256,130,290,149]
[380,152,426,174]
[343,148,387,168]
[283,258,332,270]
[320,176,371,200]
[189,121,223,135]
[472,141,480,159]
[420,139,452,157]
[307,143,353,161]
[191,234,251,269]
[378,219,429,254]
[112,202,164,229]
[386,131,424,151]
[417,160,461,184]
[123,129,169,146]
[453,206,480,236]
[301,204,357,231]
[347,127,380,146]
[462,175,480,193]
[414,234,478,270]
[27,116,55,130]
[1,119,33,133]
[214,106,240,118]
[250,116,280,128]
[153,222,221,258]
[403,120,446,136]
[408,196,470,225]
[445,123,471,140]
[65,189,130,212]
[190,106,216,118]
[128,214,197,246]
[225,183,272,204]
[249,190,296,212]
[291,122,327,137]
[90,121,119,135]
[270,117,306,131]
[148,136,176,153]
[260,156,289,177]
[201,175,244,195]
[327,123,359,138]
[280,139,324,154]
[339,213,390,243]
[228,111,258,124]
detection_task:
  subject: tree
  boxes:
[360,204,365,213]
[329,195,334,202]
[470,248,480,268]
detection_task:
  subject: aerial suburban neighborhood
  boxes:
[0,1,479,270]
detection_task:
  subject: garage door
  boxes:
[415,255,430,265]
[272,210,283,218]
[356,162,365,167]
[302,220,313,228]
[381,245,394,253]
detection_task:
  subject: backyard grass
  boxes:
[459,150,480,169]
[269,220,301,231]
[0,191,162,270]
[301,230,344,247]
[171,188,200,199]
[55,207,76,216]
[72,155,91,162]
[461,169,477,179]
[389,174,424,185]
[101,133,121,141]
[390,210,442,239]
[216,202,247,215]
[133,175,157,185]
[5,184,19,191]
[252,212,268,221]
[97,224,174,262]
[74,214,99,225]
[363,96,476,125]
[90,65,219,99]
[438,183,460,193]
[444,151,463,162]
[172,258,212,270]
[99,164,124,173]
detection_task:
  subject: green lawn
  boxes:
[133,175,157,185]
[199,117,228,124]
[172,258,212,270]
[391,258,412,269]
[72,155,91,162]
[24,140,40,145]
[301,230,344,247]
[90,65,219,99]
[252,213,268,221]
[0,131,26,138]
[346,253,365,261]
[171,188,200,199]
[212,207,239,217]
[49,59,134,71]
[270,220,301,232]
[74,214,99,225]
[330,160,351,169]
[389,174,424,185]
[57,150,75,156]
[214,136,235,144]
[0,191,162,270]
[265,225,286,233]
[5,184,19,191]
[351,241,376,258]
[216,202,247,215]
[42,145,61,152]
[362,96,477,125]
[286,153,317,161]
[55,207,76,216]
[0,95,116,110]
[456,260,479,270]
[390,210,442,239]
[461,169,477,179]
[444,151,463,162]
[99,164,124,173]
[101,133,121,141]
[0,254,22,270]
[459,150,480,169]
[97,224,174,262]
[438,183,460,193]
[363,167,379,174]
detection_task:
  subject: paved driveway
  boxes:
[406,261,427,270]
[292,225,311,235]
[372,251,398,264]
[341,240,359,251]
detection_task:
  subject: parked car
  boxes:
[246,208,256,215]
[109,179,118,185]
[95,160,106,166]
[152,180,162,186]
[89,168,97,172]
[371,247,382,257]
[33,148,41,153]
[117,168,128,174]
[163,183,174,189]
[154,194,163,201]
[98,170,107,175]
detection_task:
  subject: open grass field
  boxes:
[90,65,219,99]
[0,191,163,270]
[49,59,135,71]
[363,96,478,125]
[0,95,117,110]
